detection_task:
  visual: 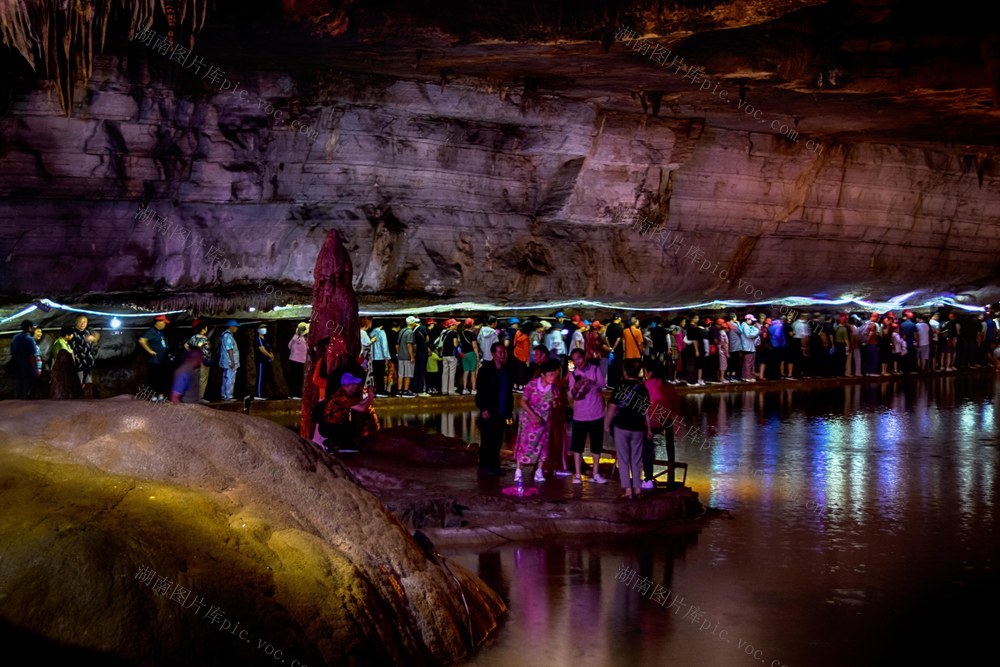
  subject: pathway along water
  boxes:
[432,374,999,666]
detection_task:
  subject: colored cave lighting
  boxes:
[1,292,985,329]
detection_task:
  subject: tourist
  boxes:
[426,344,443,393]
[883,315,899,375]
[754,317,769,381]
[513,358,561,484]
[477,315,500,365]
[11,319,41,399]
[544,318,566,361]
[367,322,389,397]
[891,324,907,374]
[768,315,786,379]
[219,320,241,401]
[682,314,703,385]
[287,322,309,399]
[569,320,586,356]
[511,319,532,392]
[138,315,171,401]
[915,314,931,372]
[929,312,941,371]
[527,344,549,380]
[412,317,430,396]
[833,314,850,377]
[941,312,957,370]
[725,313,742,382]
[848,315,863,377]
[643,357,680,488]
[459,318,479,394]
[319,371,377,453]
[49,326,76,400]
[170,349,203,403]
[793,313,811,377]
[900,311,917,373]
[475,342,513,476]
[859,313,880,376]
[738,314,760,382]
[543,358,572,478]
[622,317,644,365]
[783,313,799,379]
[396,316,417,397]
[716,318,730,382]
[605,313,624,389]
[567,348,608,484]
[70,314,98,391]
[605,360,651,500]
[439,318,460,396]
[254,324,275,400]
[185,320,212,401]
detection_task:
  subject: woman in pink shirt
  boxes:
[287,322,309,399]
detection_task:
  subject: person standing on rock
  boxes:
[171,349,203,404]
[218,320,241,401]
[396,316,417,397]
[567,348,608,485]
[70,315,98,392]
[138,315,171,401]
[605,360,652,500]
[254,324,275,400]
[514,358,561,484]
[10,319,41,399]
[287,322,309,399]
[49,326,77,400]
[475,342,513,476]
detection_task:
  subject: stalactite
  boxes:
[0,1,208,115]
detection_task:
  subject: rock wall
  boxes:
[1,46,998,310]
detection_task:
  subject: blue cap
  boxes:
[340,372,364,385]
[226,319,239,327]
[555,311,565,317]
[509,317,520,324]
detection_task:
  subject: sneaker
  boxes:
[470,389,477,395]
[254,396,266,400]
[514,469,522,482]
[555,470,573,477]
[534,468,545,482]
[572,475,582,484]
[592,473,608,484]
[400,391,414,398]
[641,480,654,490]
[417,392,431,397]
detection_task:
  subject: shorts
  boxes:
[570,418,604,455]
[461,352,479,373]
[398,360,415,378]
[917,345,930,361]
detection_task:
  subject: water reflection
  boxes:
[442,375,999,666]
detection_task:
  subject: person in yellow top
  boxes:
[622,317,644,361]
[49,326,76,399]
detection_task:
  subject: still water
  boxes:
[428,375,998,667]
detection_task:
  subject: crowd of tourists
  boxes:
[363,307,1000,397]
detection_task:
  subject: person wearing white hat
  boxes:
[738,314,761,382]
[396,316,419,397]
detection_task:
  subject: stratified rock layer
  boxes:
[0,398,505,666]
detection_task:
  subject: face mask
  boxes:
[258,328,267,334]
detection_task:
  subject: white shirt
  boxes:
[928,318,940,341]
[793,319,811,339]
[915,322,930,347]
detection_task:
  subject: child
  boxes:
[426,347,443,394]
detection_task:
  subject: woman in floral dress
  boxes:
[514,358,562,484]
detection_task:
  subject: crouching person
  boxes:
[315,371,379,454]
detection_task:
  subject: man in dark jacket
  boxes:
[475,342,513,476]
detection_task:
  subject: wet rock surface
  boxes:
[0,398,506,666]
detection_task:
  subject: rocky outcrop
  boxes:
[0,398,506,666]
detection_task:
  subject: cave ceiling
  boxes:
[1,0,998,316]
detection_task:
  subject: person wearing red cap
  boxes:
[139,315,171,400]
